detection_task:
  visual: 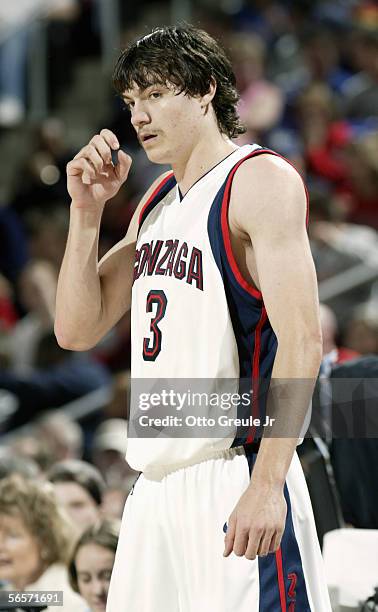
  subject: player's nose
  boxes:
[130,104,151,129]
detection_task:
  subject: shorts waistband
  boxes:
[142,441,261,481]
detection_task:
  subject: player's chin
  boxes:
[145,149,170,165]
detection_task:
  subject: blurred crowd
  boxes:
[0,0,377,609]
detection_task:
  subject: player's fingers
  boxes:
[223,516,236,557]
[232,525,250,557]
[269,529,284,554]
[89,134,114,166]
[99,128,119,151]
[115,150,132,182]
[67,158,96,184]
[244,528,263,560]
[75,143,105,173]
[67,158,95,178]
[256,530,275,558]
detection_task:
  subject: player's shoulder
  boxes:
[233,150,304,195]
[230,151,307,233]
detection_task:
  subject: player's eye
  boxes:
[122,100,134,111]
[149,91,161,100]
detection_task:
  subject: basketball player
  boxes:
[55,25,332,611]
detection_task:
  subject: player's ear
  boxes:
[200,78,217,112]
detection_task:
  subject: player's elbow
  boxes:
[303,319,323,358]
[54,325,97,351]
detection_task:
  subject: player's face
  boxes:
[123,82,204,164]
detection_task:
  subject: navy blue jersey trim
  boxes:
[138,174,177,237]
[243,448,311,612]
[207,148,281,447]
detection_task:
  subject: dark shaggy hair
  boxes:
[112,24,246,139]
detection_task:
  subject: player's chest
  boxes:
[134,199,211,291]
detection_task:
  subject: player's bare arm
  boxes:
[224,155,322,561]
[55,127,170,350]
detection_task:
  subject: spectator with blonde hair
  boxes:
[0,475,86,611]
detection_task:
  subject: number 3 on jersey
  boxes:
[143,290,168,361]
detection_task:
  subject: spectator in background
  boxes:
[91,419,136,519]
[228,31,284,145]
[0,474,86,611]
[329,355,378,529]
[7,433,56,473]
[0,22,29,127]
[92,311,131,373]
[296,82,352,190]
[98,184,139,257]
[301,27,351,95]
[342,29,378,120]
[0,331,111,429]
[48,459,105,535]
[37,411,84,462]
[312,303,360,440]
[8,260,57,372]
[11,122,75,216]
[343,130,378,229]
[0,0,82,127]
[319,303,360,369]
[0,273,17,332]
[24,208,69,269]
[0,206,28,286]
[0,452,40,480]
[103,372,130,420]
[92,419,135,482]
[3,209,68,372]
[68,519,120,612]
[308,186,377,321]
[342,310,378,356]
[230,0,292,47]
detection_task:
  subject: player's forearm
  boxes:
[55,204,104,349]
[250,438,298,491]
[250,332,322,489]
[271,329,322,381]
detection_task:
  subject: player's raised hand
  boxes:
[66,129,132,209]
[223,483,287,560]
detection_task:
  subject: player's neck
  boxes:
[172,130,239,198]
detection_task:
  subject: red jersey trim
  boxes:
[220,150,265,300]
[138,172,175,228]
[246,306,267,444]
[220,148,309,300]
[276,547,287,611]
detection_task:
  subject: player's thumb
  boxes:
[223,516,236,557]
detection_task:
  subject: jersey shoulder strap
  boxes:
[138,172,177,236]
[223,147,309,227]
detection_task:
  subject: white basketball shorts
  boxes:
[106,446,332,611]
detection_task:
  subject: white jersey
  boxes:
[126,144,307,475]
[106,146,332,612]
